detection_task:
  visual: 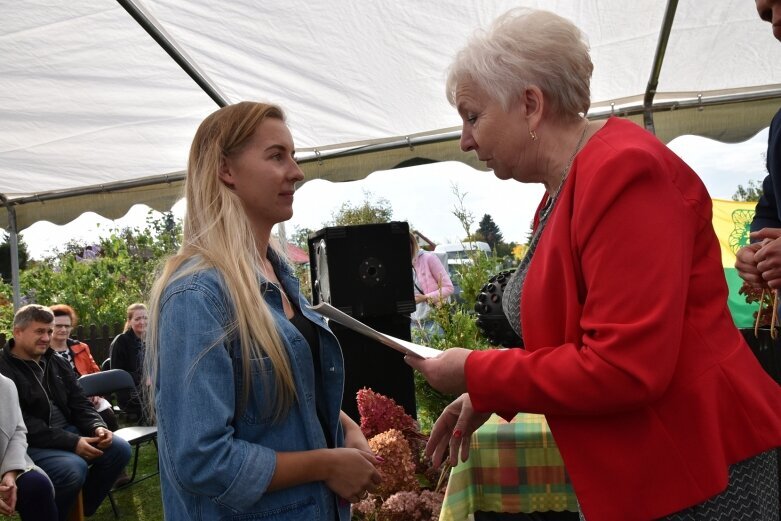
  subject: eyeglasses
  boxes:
[53,324,72,329]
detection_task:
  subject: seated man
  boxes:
[0,305,131,521]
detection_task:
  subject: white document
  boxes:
[307,302,443,359]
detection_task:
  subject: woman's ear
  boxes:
[218,155,235,189]
[521,86,544,131]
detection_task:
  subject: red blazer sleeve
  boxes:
[467,144,710,416]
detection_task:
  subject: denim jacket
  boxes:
[154,254,349,521]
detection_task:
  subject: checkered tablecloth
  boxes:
[439,413,578,521]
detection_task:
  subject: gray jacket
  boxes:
[0,373,35,477]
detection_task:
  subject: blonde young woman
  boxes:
[145,102,380,520]
[109,303,147,422]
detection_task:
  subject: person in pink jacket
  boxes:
[410,232,454,332]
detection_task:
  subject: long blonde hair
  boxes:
[145,101,297,421]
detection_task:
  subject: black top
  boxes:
[288,303,334,448]
[109,329,145,419]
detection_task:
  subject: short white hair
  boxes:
[446,8,593,121]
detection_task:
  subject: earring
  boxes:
[529,129,538,141]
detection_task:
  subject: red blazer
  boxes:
[466,118,781,521]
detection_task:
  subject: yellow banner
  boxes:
[711,198,757,327]
[711,198,756,267]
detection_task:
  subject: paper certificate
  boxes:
[307,302,443,359]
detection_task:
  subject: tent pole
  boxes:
[643,0,679,134]
[1,196,21,310]
[116,0,229,107]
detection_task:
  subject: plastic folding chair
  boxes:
[77,369,158,517]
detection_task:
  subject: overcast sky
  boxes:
[18,128,770,260]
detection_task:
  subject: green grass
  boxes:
[9,428,163,521]
[89,437,163,521]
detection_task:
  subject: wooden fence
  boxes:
[0,323,124,366]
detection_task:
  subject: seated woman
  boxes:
[49,304,119,431]
[109,303,147,423]
[0,373,57,520]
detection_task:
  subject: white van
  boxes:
[433,241,492,302]
[434,241,492,263]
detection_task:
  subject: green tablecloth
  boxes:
[439,413,578,521]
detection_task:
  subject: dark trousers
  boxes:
[27,426,131,521]
[16,470,58,520]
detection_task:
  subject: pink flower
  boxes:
[357,388,417,438]
[368,429,419,498]
[352,495,380,517]
[378,490,444,521]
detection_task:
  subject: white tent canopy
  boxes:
[3,0,781,307]
[3,0,781,233]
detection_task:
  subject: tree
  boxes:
[329,191,393,226]
[290,226,314,250]
[0,232,30,283]
[450,185,475,240]
[0,211,182,332]
[495,240,516,259]
[475,214,504,250]
[733,179,763,202]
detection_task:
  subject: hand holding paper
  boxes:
[307,302,443,359]
[403,348,471,395]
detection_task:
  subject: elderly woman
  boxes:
[0,373,57,520]
[49,304,120,432]
[407,8,781,521]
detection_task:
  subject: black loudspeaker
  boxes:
[307,222,417,422]
[334,315,416,422]
[307,222,415,318]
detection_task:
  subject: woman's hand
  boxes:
[405,348,472,395]
[0,471,18,516]
[426,394,491,468]
[325,448,381,503]
[340,411,371,453]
